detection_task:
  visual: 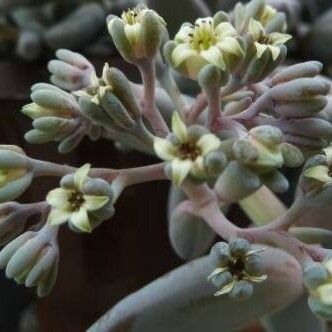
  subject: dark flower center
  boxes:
[229,257,245,279]
[258,34,271,45]
[179,142,201,160]
[68,190,85,211]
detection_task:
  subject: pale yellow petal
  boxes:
[74,164,91,190]
[174,24,193,43]
[317,283,332,305]
[153,137,177,161]
[214,280,235,296]
[304,165,332,183]
[47,208,71,226]
[171,158,193,186]
[70,207,91,233]
[207,267,229,280]
[215,22,237,37]
[191,156,205,178]
[172,112,188,142]
[245,274,267,283]
[83,195,109,211]
[254,42,268,59]
[46,188,71,209]
[248,18,264,40]
[197,133,221,155]
[124,23,141,46]
[269,32,292,46]
[171,44,198,67]
[200,46,226,69]
[268,45,281,61]
[217,37,244,57]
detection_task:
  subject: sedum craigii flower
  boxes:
[47,164,114,233]
[248,18,291,61]
[208,239,267,300]
[107,5,166,63]
[154,112,221,186]
[165,14,244,80]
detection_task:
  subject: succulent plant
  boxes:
[2,0,332,331]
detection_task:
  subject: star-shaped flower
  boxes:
[208,239,267,299]
[47,164,111,233]
[167,15,244,80]
[249,18,291,61]
[154,112,221,186]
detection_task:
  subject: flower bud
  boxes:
[102,65,141,120]
[107,5,166,63]
[260,171,289,193]
[0,146,32,203]
[0,226,59,297]
[22,84,88,153]
[280,143,304,168]
[48,49,98,91]
[233,126,284,174]
[97,88,136,130]
[197,64,229,89]
[303,262,329,290]
[214,161,261,203]
[204,150,227,176]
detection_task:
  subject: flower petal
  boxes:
[172,112,188,142]
[46,188,71,209]
[215,22,237,37]
[197,134,221,155]
[268,45,281,61]
[174,23,193,43]
[269,32,292,46]
[74,164,91,190]
[245,274,268,283]
[171,159,193,186]
[47,208,71,226]
[254,42,268,59]
[70,207,91,233]
[304,165,332,183]
[83,195,110,211]
[248,18,264,40]
[317,283,332,305]
[200,46,226,69]
[154,137,177,161]
[171,44,198,67]
[214,280,235,296]
[217,37,244,57]
[324,146,332,165]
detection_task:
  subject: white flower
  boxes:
[154,112,221,186]
[47,164,110,233]
[169,16,244,80]
[249,18,291,61]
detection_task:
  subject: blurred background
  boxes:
[0,0,332,331]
